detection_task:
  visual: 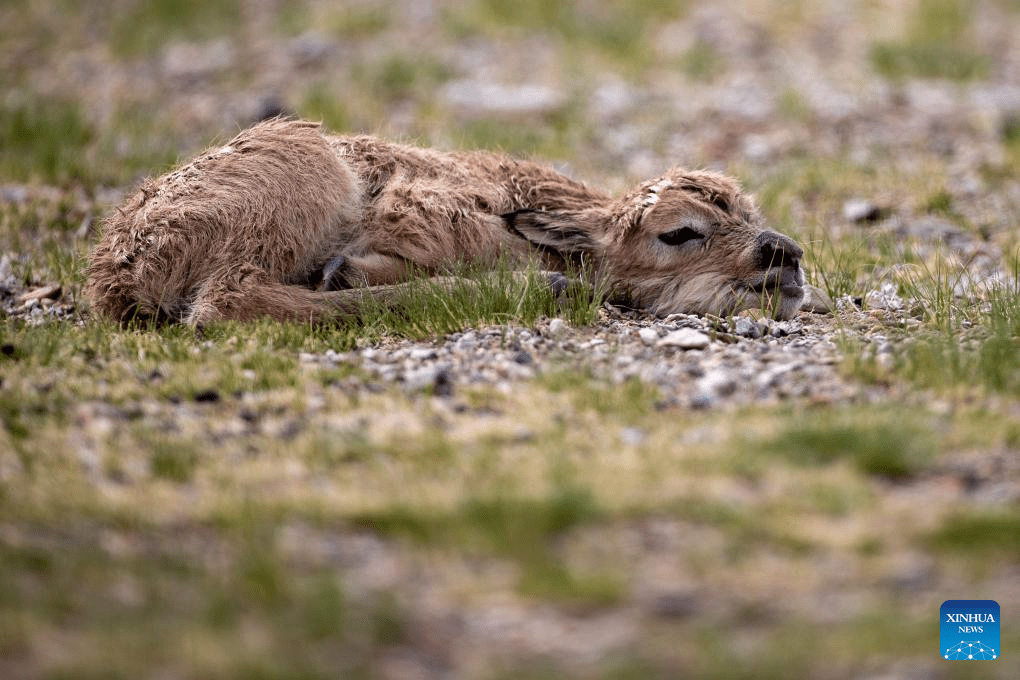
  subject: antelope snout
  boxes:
[755,231,803,270]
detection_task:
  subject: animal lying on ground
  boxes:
[86,118,805,325]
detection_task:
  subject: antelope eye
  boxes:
[658,227,704,246]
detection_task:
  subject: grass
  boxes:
[0,258,608,475]
[888,330,1020,397]
[455,112,587,158]
[0,518,409,679]
[299,84,352,132]
[540,371,661,423]
[667,496,816,555]
[926,510,1020,560]
[1,305,1018,677]
[443,0,690,70]
[676,41,725,82]
[342,259,607,338]
[108,0,242,59]
[870,0,989,80]
[352,53,453,105]
[276,1,392,39]
[353,488,623,605]
[762,410,936,480]
[801,232,873,300]
[0,97,93,185]
[0,98,186,189]
[750,154,954,300]
[841,256,1020,397]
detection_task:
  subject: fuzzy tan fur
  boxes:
[87,118,804,325]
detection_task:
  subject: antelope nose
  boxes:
[756,231,802,270]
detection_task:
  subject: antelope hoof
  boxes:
[547,272,571,296]
[318,255,353,291]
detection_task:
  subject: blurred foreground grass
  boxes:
[3,303,1020,677]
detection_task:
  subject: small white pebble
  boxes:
[657,328,710,350]
[638,327,659,346]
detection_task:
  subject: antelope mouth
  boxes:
[736,275,806,320]
[743,265,805,302]
[747,282,804,299]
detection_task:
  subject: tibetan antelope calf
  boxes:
[86,118,805,325]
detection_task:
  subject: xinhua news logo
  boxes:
[941,600,999,660]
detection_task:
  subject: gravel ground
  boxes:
[307,305,857,410]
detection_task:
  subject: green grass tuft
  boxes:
[299,85,351,132]
[353,53,452,104]
[860,271,1020,396]
[677,41,725,82]
[352,488,620,604]
[541,372,660,424]
[926,511,1020,559]
[109,0,242,59]
[444,0,689,69]
[149,438,200,483]
[347,259,607,340]
[762,412,936,479]
[0,97,93,184]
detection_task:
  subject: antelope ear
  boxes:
[502,209,600,256]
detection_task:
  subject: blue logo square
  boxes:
[941,600,999,660]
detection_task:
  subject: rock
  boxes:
[661,313,700,326]
[591,79,637,119]
[440,80,565,116]
[1,185,29,203]
[433,369,454,397]
[771,321,801,337]
[842,198,884,223]
[455,333,478,351]
[75,214,93,239]
[638,327,659,346]
[733,317,762,338]
[193,389,221,403]
[288,31,335,67]
[886,559,936,593]
[650,591,702,619]
[620,427,645,445]
[864,283,904,312]
[741,308,769,322]
[657,328,710,350]
[275,280,857,416]
[800,285,835,314]
[17,284,61,305]
[163,39,235,79]
[697,369,738,397]
[403,366,441,392]
[689,394,713,409]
